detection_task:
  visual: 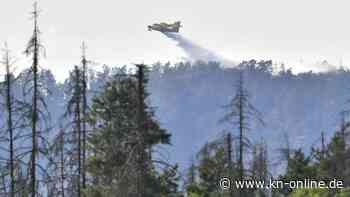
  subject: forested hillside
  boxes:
[27,60,347,173]
[3,59,350,196]
[147,60,349,171]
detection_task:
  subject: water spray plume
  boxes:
[162,32,234,66]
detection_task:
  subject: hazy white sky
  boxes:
[1,0,350,81]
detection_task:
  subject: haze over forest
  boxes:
[4,60,349,171]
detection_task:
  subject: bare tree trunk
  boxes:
[81,43,87,191]
[238,77,244,182]
[31,53,38,197]
[3,43,15,197]
[136,64,146,197]
[227,133,232,171]
[237,72,246,197]
[30,4,39,196]
[74,67,82,197]
[226,133,234,197]
[7,62,14,197]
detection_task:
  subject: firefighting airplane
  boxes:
[148,21,182,33]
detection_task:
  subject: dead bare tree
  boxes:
[23,3,51,196]
[1,43,16,197]
[0,43,32,196]
[220,71,264,197]
[80,42,88,190]
[25,4,40,196]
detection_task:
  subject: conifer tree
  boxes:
[64,66,84,197]
[86,66,172,197]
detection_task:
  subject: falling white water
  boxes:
[162,32,234,66]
